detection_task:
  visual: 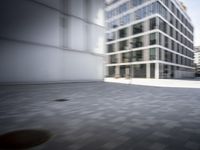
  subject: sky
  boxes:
[181,0,200,46]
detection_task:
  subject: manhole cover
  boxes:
[54,99,70,102]
[0,129,51,149]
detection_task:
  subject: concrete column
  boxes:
[128,23,132,38]
[143,49,148,61]
[125,66,130,78]
[161,48,165,61]
[144,19,149,33]
[115,66,120,78]
[155,63,160,79]
[131,65,134,78]
[144,21,149,47]
[118,53,121,64]
[107,55,110,64]
[146,63,150,78]
[115,42,118,52]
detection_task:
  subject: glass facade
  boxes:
[106,0,194,79]
[132,36,143,48]
[149,48,156,60]
[133,23,143,34]
[149,33,156,45]
[119,28,128,38]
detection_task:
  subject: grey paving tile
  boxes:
[0,82,200,150]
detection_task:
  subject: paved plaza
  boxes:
[0,82,200,150]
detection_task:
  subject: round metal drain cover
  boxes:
[0,129,51,149]
[54,99,70,102]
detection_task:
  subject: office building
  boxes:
[105,0,194,79]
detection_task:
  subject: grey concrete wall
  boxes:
[0,0,105,84]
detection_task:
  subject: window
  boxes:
[149,33,156,45]
[133,23,143,34]
[142,6,147,18]
[150,2,157,14]
[171,2,175,13]
[171,40,174,51]
[163,22,167,33]
[133,64,146,78]
[107,32,115,42]
[108,66,115,77]
[120,14,130,26]
[176,31,178,40]
[159,18,166,33]
[164,51,172,62]
[170,14,173,24]
[119,40,128,50]
[159,48,162,60]
[120,66,126,77]
[122,52,131,63]
[164,36,169,48]
[149,48,156,60]
[177,43,180,53]
[170,26,173,37]
[150,18,157,30]
[177,9,180,19]
[164,0,169,7]
[150,63,155,78]
[131,0,143,7]
[176,54,178,64]
[119,2,129,14]
[111,20,118,29]
[131,50,143,61]
[132,36,143,48]
[107,44,115,53]
[110,55,117,64]
[119,28,128,38]
[135,9,142,20]
[176,19,178,29]
[159,33,162,45]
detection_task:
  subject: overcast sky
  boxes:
[181,0,200,46]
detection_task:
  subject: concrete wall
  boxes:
[0,0,105,84]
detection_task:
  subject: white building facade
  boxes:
[0,0,105,84]
[105,0,194,79]
[194,46,200,76]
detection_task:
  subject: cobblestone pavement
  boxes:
[0,82,200,150]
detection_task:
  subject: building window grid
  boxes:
[158,33,193,65]
[158,0,193,34]
[157,17,193,53]
[106,0,194,75]
[107,1,193,44]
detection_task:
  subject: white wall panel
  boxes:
[87,0,105,27]
[34,0,60,9]
[65,0,86,19]
[0,0,60,47]
[88,24,105,54]
[0,40,103,83]
[67,17,87,51]
[0,0,105,84]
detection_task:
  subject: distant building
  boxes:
[194,46,200,76]
[105,0,195,79]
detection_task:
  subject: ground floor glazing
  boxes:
[107,63,194,79]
